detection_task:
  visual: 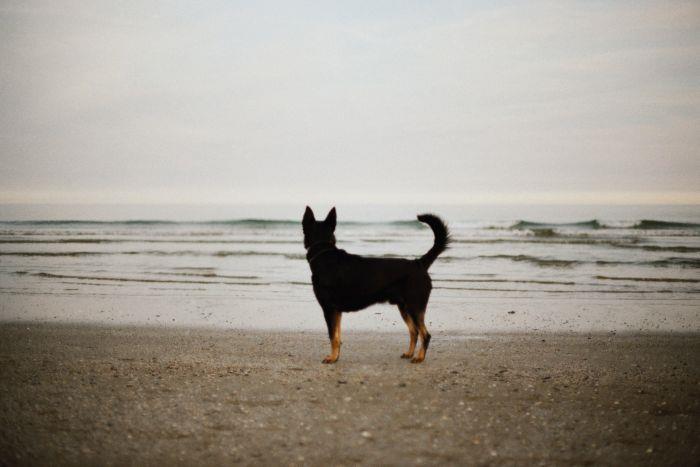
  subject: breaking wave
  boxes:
[511,220,602,230]
[508,219,700,231]
[632,220,700,229]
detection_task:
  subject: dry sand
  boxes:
[0,323,698,466]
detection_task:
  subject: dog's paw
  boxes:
[400,353,413,359]
[410,357,424,364]
[322,356,338,364]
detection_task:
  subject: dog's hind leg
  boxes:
[399,306,418,359]
[411,310,431,364]
[322,309,342,364]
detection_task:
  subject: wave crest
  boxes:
[632,220,700,229]
[511,220,602,230]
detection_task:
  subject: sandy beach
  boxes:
[1,323,698,466]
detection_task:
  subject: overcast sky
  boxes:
[1,0,699,206]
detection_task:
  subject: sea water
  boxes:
[0,204,698,332]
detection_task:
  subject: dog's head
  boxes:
[302,206,336,249]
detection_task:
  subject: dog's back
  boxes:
[313,252,424,311]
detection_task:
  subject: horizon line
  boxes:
[1,190,699,206]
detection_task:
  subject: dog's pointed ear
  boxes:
[302,206,315,233]
[324,207,337,231]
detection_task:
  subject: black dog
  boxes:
[302,206,450,364]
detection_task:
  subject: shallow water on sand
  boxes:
[0,206,698,332]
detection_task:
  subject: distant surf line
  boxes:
[2,250,698,268]
[1,218,698,230]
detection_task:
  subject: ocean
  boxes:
[0,204,698,332]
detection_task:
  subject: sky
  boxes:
[1,0,699,206]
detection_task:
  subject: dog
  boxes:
[302,206,450,364]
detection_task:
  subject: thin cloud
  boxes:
[0,0,698,204]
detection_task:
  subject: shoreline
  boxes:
[1,323,698,465]
[2,292,699,333]
[3,318,700,337]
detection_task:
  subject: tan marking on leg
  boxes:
[411,312,430,364]
[399,309,418,359]
[322,312,342,364]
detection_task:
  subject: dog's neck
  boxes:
[306,241,336,264]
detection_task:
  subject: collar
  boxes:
[307,247,335,263]
[306,241,336,264]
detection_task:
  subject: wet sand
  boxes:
[0,323,698,466]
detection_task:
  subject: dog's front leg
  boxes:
[322,309,342,364]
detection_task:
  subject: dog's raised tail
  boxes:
[417,214,450,269]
